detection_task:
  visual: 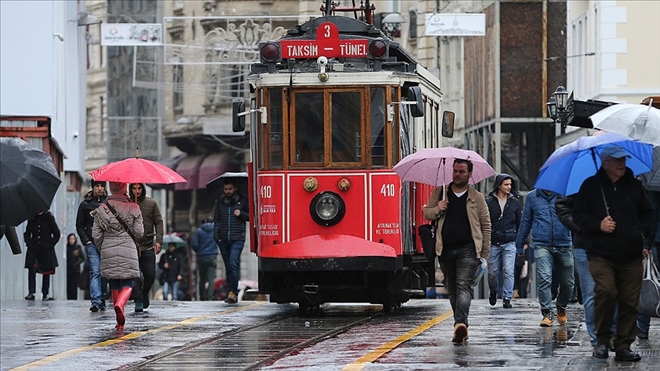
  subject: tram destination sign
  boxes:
[280,22,368,59]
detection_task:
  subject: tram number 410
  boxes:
[380,184,396,197]
[260,185,272,199]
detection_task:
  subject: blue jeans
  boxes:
[438,244,480,327]
[86,243,107,307]
[574,248,596,345]
[488,242,516,300]
[163,281,180,300]
[534,245,574,314]
[218,240,245,294]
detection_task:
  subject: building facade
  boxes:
[1,1,89,300]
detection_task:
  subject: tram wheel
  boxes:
[298,302,320,315]
[382,302,401,313]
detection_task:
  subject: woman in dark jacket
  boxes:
[485,174,521,308]
[158,243,183,300]
[23,211,60,300]
[66,233,85,300]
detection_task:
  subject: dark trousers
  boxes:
[132,249,156,302]
[197,256,217,301]
[589,256,643,350]
[27,267,50,296]
[67,272,80,300]
[438,244,479,327]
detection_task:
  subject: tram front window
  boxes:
[295,92,325,163]
[331,92,360,163]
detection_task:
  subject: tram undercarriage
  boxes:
[259,256,432,311]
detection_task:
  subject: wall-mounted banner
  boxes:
[424,14,486,37]
[101,23,163,46]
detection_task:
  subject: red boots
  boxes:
[113,287,133,330]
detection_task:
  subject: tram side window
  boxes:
[295,92,325,163]
[370,88,385,166]
[269,88,283,168]
[331,92,360,163]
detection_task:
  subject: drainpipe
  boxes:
[542,0,548,116]
[494,0,501,173]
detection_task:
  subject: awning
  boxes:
[197,153,234,189]
[169,153,236,191]
[175,155,205,191]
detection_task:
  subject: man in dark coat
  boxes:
[573,145,654,362]
[23,211,60,300]
[213,179,249,304]
[76,178,108,311]
[129,183,164,312]
[485,173,521,309]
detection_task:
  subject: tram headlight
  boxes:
[261,42,280,63]
[310,191,346,227]
[368,39,387,59]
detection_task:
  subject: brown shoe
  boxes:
[224,291,237,304]
[452,323,468,344]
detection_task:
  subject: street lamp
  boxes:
[547,85,615,129]
[547,85,572,127]
[553,85,569,111]
[546,96,557,121]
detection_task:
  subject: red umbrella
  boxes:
[89,157,187,184]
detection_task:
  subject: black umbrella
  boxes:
[0,138,61,226]
[205,172,248,199]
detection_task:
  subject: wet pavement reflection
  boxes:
[1,298,658,370]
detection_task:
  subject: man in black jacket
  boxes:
[573,145,654,362]
[213,179,249,304]
[76,179,108,312]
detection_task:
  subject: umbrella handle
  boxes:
[590,148,610,216]
[442,158,447,201]
[599,183,610,217]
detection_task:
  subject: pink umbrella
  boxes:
[393,148,496,188]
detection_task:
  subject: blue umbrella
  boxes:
[534,132,653,196]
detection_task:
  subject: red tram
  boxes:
[233,1,454,311]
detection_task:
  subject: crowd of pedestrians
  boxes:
[10,174,250,331]
[6,144,657,362]
[426,145,657,362]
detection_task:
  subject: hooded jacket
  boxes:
[130,183,164,251]
[91,194,144,279]
[515,189,572,254]
[573,167,654,263]
[213,192,249,242]
[76,190,108,246]
[485,174,521,245]
[192,222,218,259]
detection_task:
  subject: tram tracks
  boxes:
[122,306,384,370]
